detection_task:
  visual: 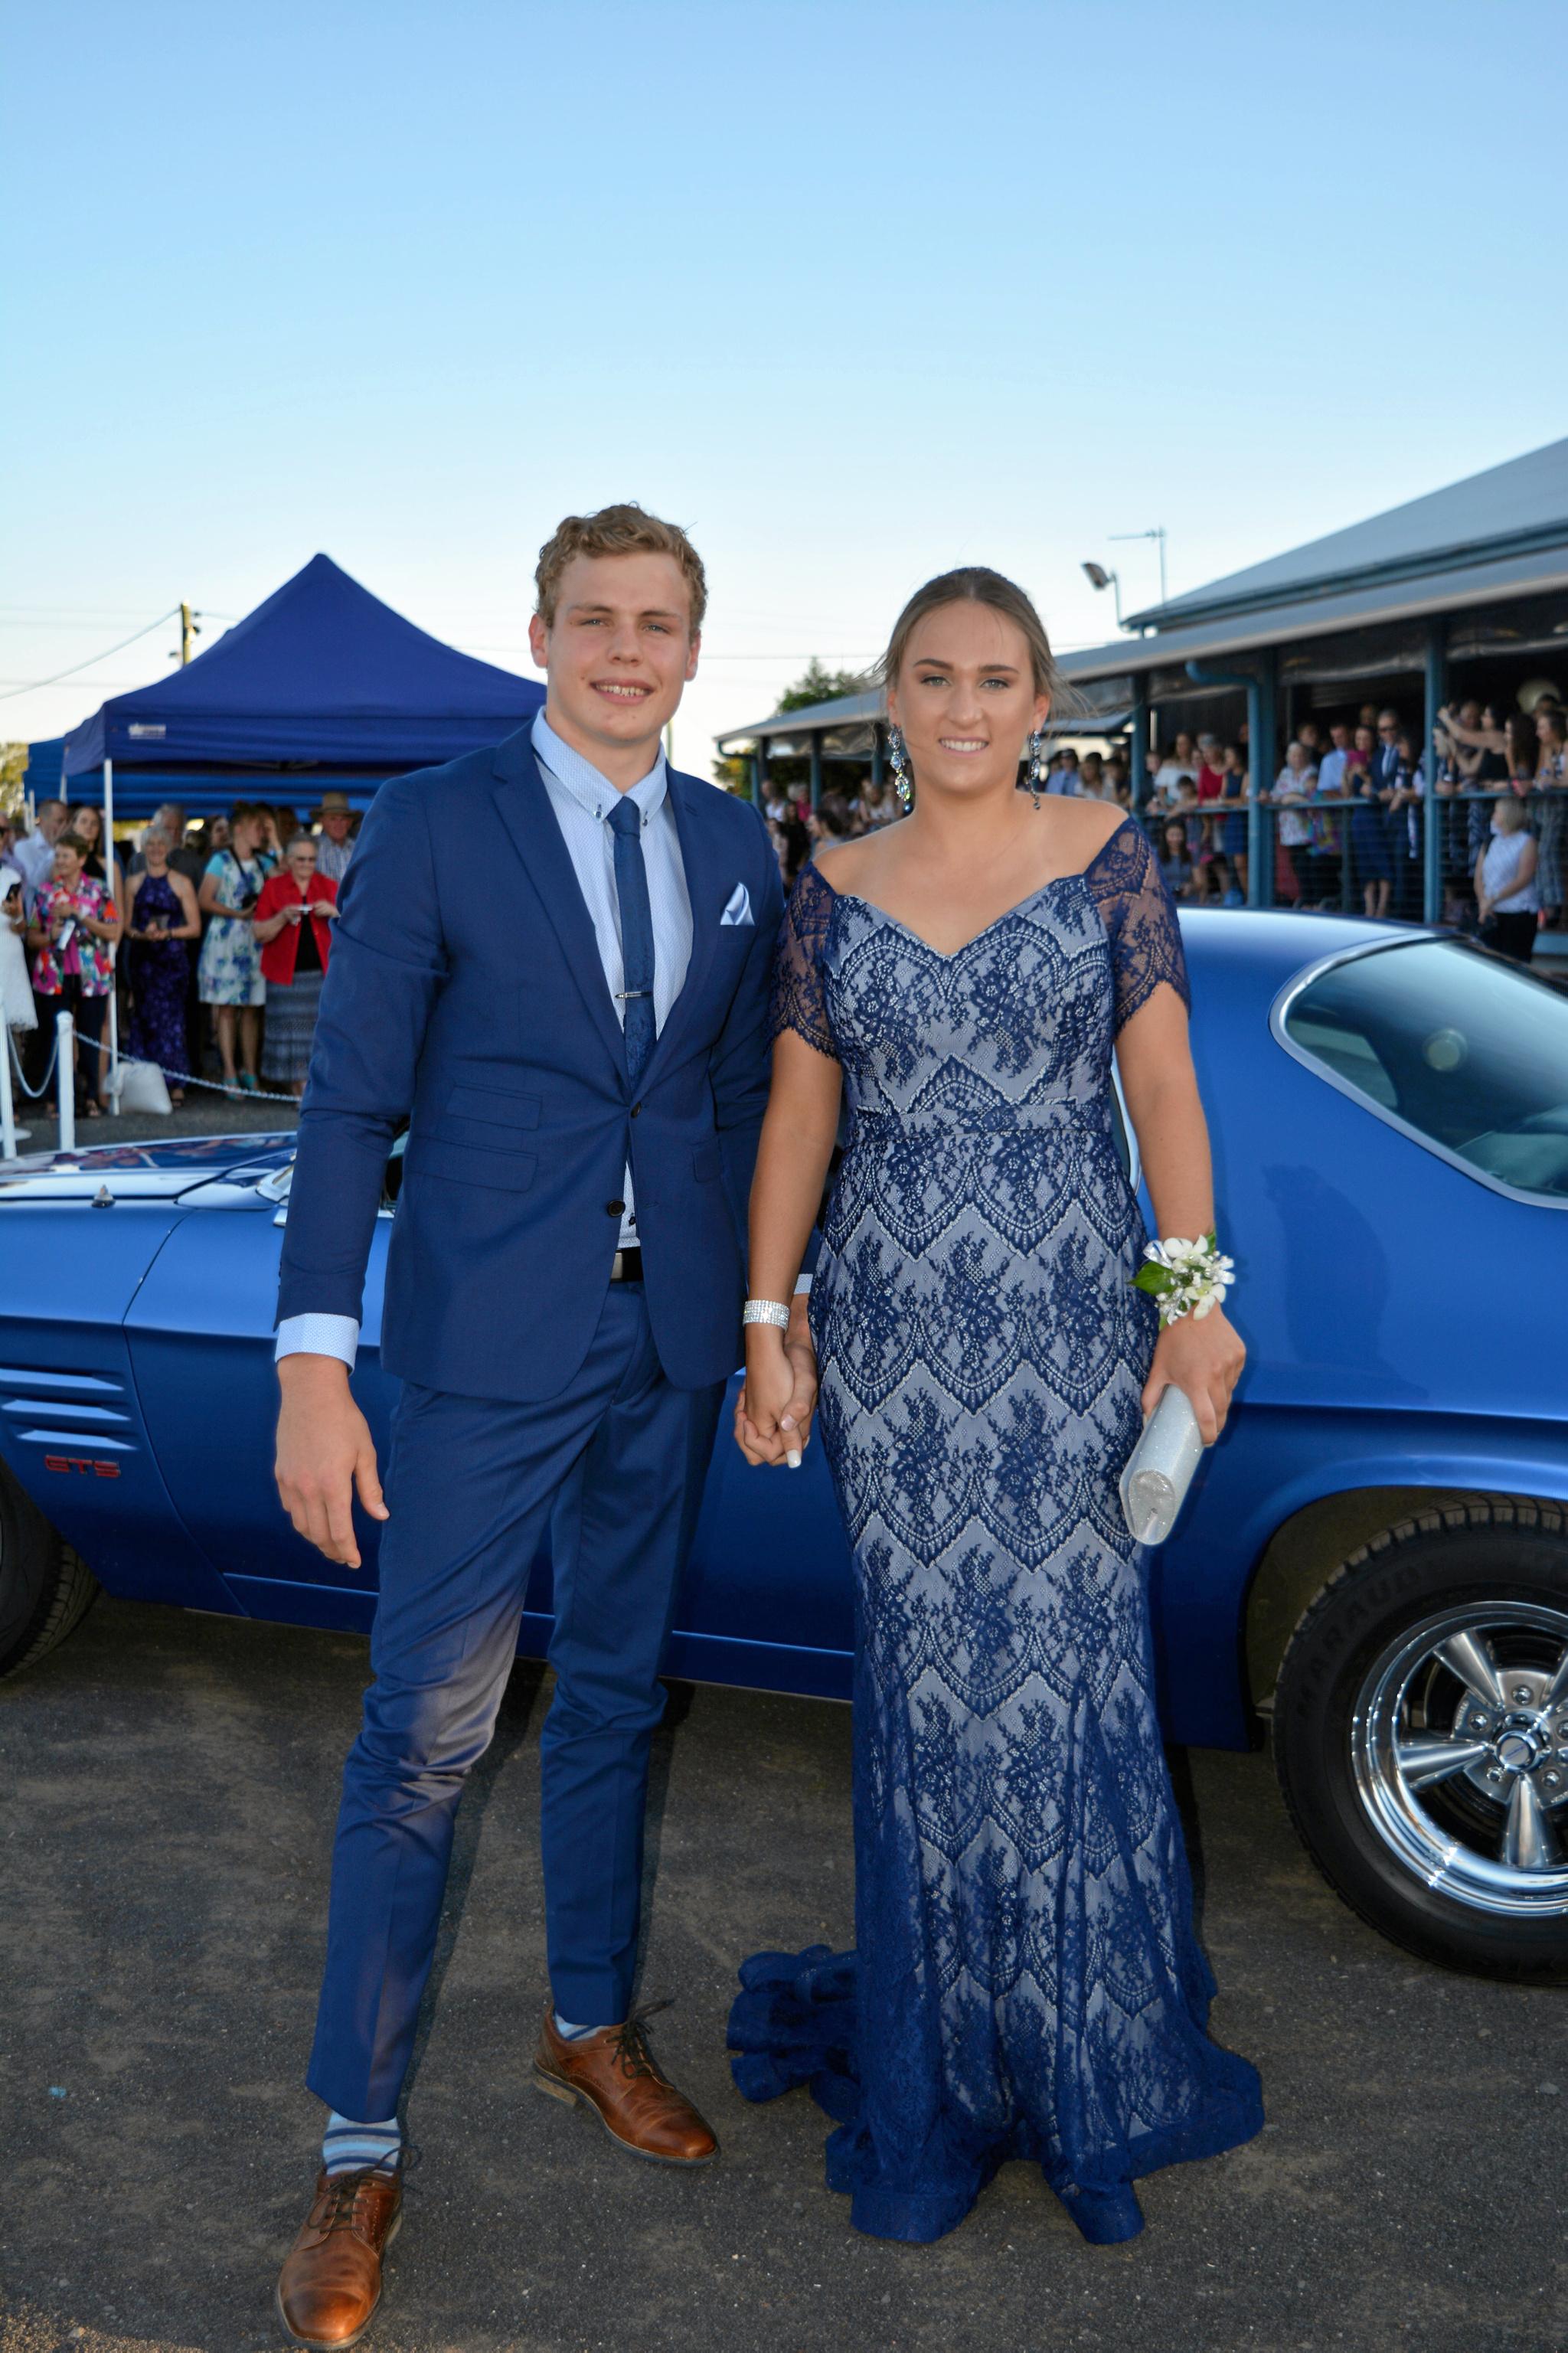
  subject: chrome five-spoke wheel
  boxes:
[1276,1503,1568,1979]
[1353,1603,1568,1916]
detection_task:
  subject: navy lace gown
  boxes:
[728,819,1263,2246]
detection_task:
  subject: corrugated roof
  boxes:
[1061,537,1568,688]
[1125,436,1568,631]
[716,688,884,747]
[715,683,1132,749]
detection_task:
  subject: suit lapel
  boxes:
[489,728,627,1077]
[639,768,726,1084]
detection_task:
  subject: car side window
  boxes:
[1282,1014,1397,1110]
[1279,939,1568,1202]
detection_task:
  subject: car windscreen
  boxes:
[1281,938,1568,1201]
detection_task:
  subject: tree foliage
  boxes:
[773,659,872,715]
[0,743,28,819]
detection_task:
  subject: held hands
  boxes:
[1141,1304,1244,1444]
[735,1319,819,1469]
[274,1355,390,1568]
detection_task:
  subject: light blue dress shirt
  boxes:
[276,710,694,1370]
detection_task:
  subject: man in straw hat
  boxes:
[311,790,358,885]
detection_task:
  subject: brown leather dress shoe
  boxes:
[533,2003,718,2165]
[276,2165,402,2351]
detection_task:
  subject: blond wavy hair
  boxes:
[534,502,707,632]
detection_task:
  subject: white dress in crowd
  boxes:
[1481,825,1540,912]
[1,864,37,1032]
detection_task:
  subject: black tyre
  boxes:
[1275,1502,1568,1982]
[0,1456,101,1681]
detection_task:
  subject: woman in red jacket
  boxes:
[254,832,338,1098]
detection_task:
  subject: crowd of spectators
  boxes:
[1253,694,1566,959]
[6,693,1563,1129]
[759,746,1140,893]
[756,689,1568,965]
[0,789,361,1119]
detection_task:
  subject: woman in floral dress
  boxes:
[27,832,122,1118]
[730,568,1262,2247]
[198,803,272,1092]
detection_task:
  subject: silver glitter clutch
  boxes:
[1119,1382,1205,1546]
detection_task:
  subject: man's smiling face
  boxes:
[529,551,699,766]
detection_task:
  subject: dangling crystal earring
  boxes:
[888,724,913,812]
[1027,728,1048,809]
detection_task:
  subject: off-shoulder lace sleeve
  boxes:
[1086,819,1191,1034]
[768,862,837,1057]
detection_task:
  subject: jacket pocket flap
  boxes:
[409,1138,537,1194]
[443,1085,541,1130]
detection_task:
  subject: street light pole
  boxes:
[1109,528,1168,609]
[179,602,201,664]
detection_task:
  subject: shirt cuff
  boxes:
[275,1312,360,1370]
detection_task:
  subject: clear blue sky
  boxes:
[4,0,1563,772]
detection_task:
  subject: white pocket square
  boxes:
[720,882,754,926]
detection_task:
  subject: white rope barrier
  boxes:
[5,1024,60,1100]
[71,1025,302,1106]
[5,1018,299,1159]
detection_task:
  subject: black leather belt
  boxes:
[609,1247,644,1283]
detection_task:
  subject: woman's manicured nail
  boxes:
[786,1447,802,1469]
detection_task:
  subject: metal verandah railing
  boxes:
[1143,782,1567,939]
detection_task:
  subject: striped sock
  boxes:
[322,2111,401,2176]
[554,2014,599,2040]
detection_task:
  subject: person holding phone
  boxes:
[198,802,270,1093]
[253,832,338,1098]
[26,831,122,1118]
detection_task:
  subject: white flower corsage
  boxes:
[1132,1230,1236,1328]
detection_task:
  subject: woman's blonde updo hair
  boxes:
[877,565,1081,719]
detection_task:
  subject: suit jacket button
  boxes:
[630,1104,642,1118]
[606,1198,626,1216]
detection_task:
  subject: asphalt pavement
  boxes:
[2,1596,1566,2353]
[7,1091,299,1155]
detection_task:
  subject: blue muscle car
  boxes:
[4,910,1568,1981]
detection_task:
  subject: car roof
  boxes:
[1177,905,1436,992]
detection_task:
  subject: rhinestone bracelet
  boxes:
[742,1299,792,1330]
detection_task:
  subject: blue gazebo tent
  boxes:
[29,553,544,1102]
[50,551,544,816]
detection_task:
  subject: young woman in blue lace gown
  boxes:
[730,569,1263,2247]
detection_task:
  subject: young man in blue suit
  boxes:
[270,505,799,2348]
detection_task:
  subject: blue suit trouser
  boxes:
[305,1283,724,2121]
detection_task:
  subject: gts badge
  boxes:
[43,1455,120,1479]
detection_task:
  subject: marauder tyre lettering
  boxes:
[1275,1503,1568,1982]
[0,1456,101,1681]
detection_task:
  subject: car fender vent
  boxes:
[0,1366,137,1452]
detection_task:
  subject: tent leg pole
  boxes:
[103,759,119,1113]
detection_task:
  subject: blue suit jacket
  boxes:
[276,726,785,1400]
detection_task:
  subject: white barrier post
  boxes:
[0,1030,17,1159]
[56,1010,75,1154]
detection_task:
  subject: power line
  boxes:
[0,609,180,703]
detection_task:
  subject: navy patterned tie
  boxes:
[607,796,656,1085]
